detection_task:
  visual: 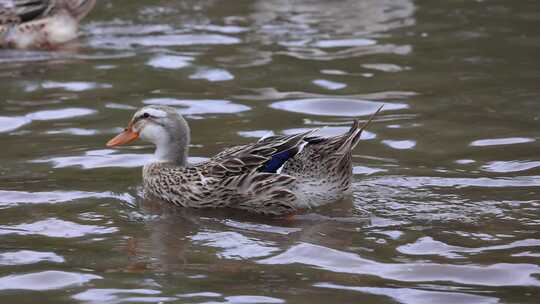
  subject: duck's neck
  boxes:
[154,130,190,166]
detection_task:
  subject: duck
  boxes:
[106,105,381,216]
[0,0,96,49]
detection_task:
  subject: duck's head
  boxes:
[107,105,190,165]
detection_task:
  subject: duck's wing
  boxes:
[204,129,317,178]
[0,0,50,25]
[183,130,317,215]
[216,170,298,215]
[147,164,298,216]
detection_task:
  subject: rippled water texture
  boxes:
[1,1,539,303]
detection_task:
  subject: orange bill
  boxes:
[106,128,139,147]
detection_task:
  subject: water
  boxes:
[1,0,539,303]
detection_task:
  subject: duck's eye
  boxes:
[141,112,150,119]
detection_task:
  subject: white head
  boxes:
[107,105,191,165]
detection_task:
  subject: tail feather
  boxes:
[279,106,383,198]
[350,105,383,148]
[337,105,383,154]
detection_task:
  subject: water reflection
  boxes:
[0,116,31,133]
[259,242,540,286]
[119,196,369,275]
[73,288,174,304]
[189,68,234,82]
[0,218,118,238]
[147,55,193,69]
[470,137,535,147]
[397,237,540,258]
[381,139,417,150]
[190,231,279,260]
[315,283,499,304]
[312,79,347,90]
[0,251,64,266]
[482,161,540,173]
[250,0,414,60]
[32,149,207,169]
[24,81,112,92]
[0,271,100,291]
[89,34,240,49]
[270,98,407,116]
[0,190,132,207]
[0,108,97,134]
[143,98,250,115]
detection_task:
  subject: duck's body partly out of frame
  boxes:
[107,105,380,216]
[0,0,95,49]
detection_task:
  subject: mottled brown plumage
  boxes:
[107,105,381,216]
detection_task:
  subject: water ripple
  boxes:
[0,190,132,207]
[222,220,301,235]
[365,175,540,188]
[147,55,194,69]
[73,288,174,304]
[0,116,32,133]
[482,161,540,173]
[470,137,536,147]
[0,108,97,133]
[25,81,112,92]
[189,68,235,82]
[283,127,376,140]
[362,63,407,72]
[315,283,499,304]
[259,243,540,286]
[397,237,540,258]
[0,271,100,291]
[90,34,240,49]
[0,218,118,238]
[190,231,278,260]
[45,128,98,136]
[190,24,249,34]
[312,79,347,90]
[87,24,173,36]
[313,38,377,48]
[220,296,285,304]
[0,251,64,266]
[26,108,96,121]
[143,98,250,115]
[382,139,417,150]
[32,149,207,169]
[270,98,407,116]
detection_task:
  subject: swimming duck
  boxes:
[0,0,95,49]
[107,105,380,216]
